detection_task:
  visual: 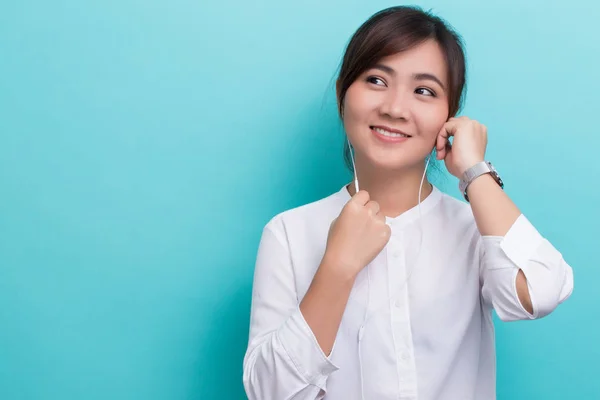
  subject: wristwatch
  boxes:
[458,161,504,202]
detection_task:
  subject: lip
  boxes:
[370,125,411,143]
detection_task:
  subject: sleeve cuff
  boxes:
[277,306,340,388]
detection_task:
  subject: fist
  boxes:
[324,190,391,279]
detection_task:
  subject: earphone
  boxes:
[347,137,431,400]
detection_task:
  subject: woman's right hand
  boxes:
[323,190,391,279]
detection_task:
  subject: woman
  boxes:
[243,6,573,400]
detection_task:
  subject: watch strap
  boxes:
[459,161,504,202]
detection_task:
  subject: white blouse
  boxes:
[243,184,573,400]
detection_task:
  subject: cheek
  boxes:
[415,104,448,139]
[344,84,378,120]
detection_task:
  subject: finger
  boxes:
[436,120,460,159]
[436,124,451,159]
[452,116,469,122]
[352,190,370,205]
[365,200,380,215]
[376,212,386,223]
[442,119,459,138]
[436,131,447,159]
[382,224,392,240]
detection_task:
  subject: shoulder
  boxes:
[434,189,480,238]
[438,190,473,219]
[263,185,348,238]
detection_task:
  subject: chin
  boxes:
[364,148,423,171]
[368,155,416,172]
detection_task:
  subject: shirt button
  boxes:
[394,299,402,308]
[400,352,411,361]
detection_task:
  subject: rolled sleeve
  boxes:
[278,307,340,389]
[480,214,574,321]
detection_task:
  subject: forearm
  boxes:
[466,173,533,314]
[299,256,356,356]
[466,173,520,235]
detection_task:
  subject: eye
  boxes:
[416,87,436,97]
[366,76,387,87]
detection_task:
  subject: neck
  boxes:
[346,163,433,219]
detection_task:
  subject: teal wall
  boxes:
[1,0,598,399]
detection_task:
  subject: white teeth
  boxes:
[373,127,409,138]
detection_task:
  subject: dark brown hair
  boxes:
[336,6,467,171]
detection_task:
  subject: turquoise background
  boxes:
[0,0,598,399]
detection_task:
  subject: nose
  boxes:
[379,89,411,120]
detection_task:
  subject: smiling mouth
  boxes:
[370,126,411,138]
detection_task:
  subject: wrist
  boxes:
[460,159,484,177]
[465,172,496,197]
[320,252,360,283]
[459,160,504,202]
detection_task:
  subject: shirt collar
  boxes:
[336,182,443,228]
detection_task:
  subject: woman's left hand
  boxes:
[435,116,488,178]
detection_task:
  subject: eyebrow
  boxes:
[371,64,447,92]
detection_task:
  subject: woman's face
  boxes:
[341,39,450,172]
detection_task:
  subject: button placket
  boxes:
[387,228,419,398]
